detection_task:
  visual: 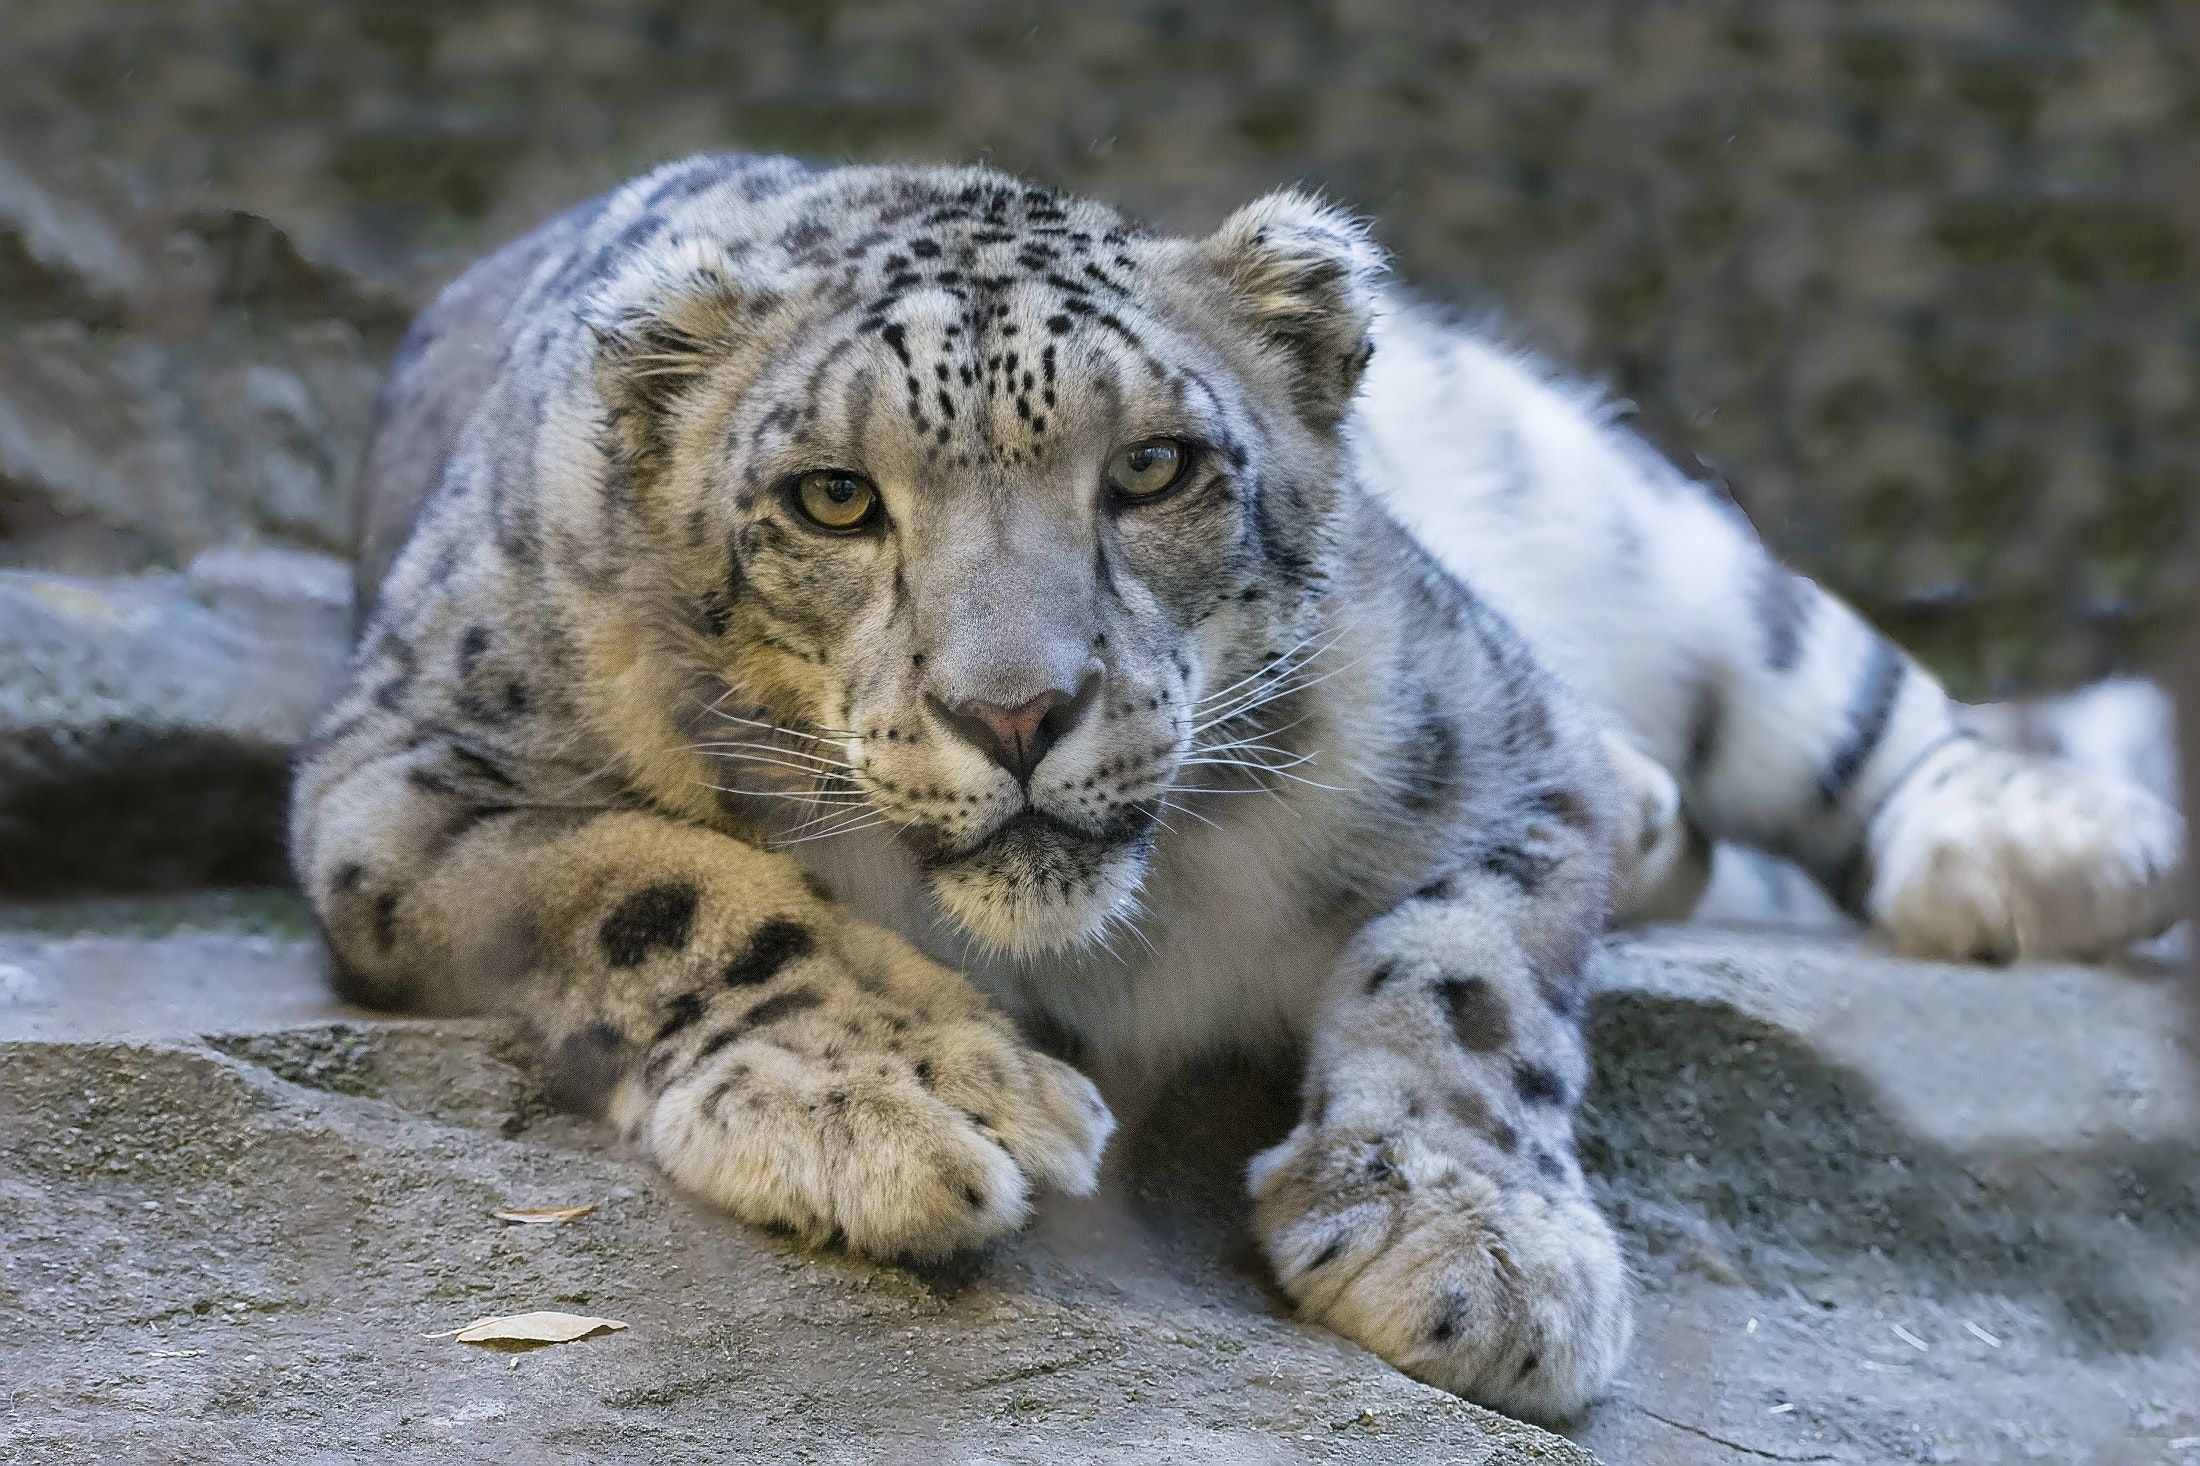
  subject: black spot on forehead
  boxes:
[713,178,1230,492]
[831,182,1146,326]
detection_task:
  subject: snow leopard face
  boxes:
[590,169,1381,955]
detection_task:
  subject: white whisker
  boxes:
[550,755,628,801]
[1191,669,1323,734]
[702,782,869,808]
[1165,756,1345,796]
[1193,657,1320,726]
[1192,627,1342,709]
[1182,751,1345,792]
[705,708,858,744]
[1196,713,1319,755]
[1155,794,1220,831]
[1191,655,1365,738]
[1186,741,1319,768]
[1246,764,1341,793]
[769,811,892,847]
[692,691,858,743]
[687,738,855,771]
[695,750,862,785]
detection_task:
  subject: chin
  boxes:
[925,812,1156,960]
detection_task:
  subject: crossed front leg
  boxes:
[1249,844,1630,1423]
[295,721,1112,1259]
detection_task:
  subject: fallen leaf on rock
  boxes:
[424,1312,628,1350]
[490,1204,597,1225]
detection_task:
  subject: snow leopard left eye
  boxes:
[790,470,881,532]
[1105,438,1191,501]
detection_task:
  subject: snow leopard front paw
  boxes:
[1248,1121,1630,1424]
[1866,740,2185,962]
[635,959,1114,1260]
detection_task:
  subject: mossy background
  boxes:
[6,0,2197,695]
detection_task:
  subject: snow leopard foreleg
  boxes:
[1249,779,1629,1423]
[293,729,1112,1259]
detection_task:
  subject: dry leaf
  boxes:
[490,1204,597,1225]
[425,1311,628,1350]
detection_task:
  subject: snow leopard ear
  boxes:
[587,243,774,477]
[1200,190,1386,428]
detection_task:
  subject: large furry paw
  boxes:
[634,962,1113,1260]
[1866,740,2185,962]
[1249,1121,1630,1424]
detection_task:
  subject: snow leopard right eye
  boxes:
[1105,438,1191,502]
[790,470,881,532]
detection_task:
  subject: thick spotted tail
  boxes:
[1357,304,2185,960]
[290,720,1111,1257]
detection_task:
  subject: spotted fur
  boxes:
[294,154,2183,1425]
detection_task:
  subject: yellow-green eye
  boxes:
[1105,438,1190,500]
[792,470,879,531]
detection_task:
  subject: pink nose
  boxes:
[930,665,1104,785]
[951,690,1074,784]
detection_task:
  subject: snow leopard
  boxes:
[291,153,2185,1423]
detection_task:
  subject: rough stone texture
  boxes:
[1579,929,2198,1464]
[0,905,1595,1466]
[0,549,351,893]
[2176,600,2200,1064]
[0,148,407,573]
[2,909,2193,1464]
[2,0,2195,691]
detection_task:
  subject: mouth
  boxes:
[919,802,1161,957]
[920,803,1156,871]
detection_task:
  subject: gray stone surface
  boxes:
[1578,929,2198,1465]
[0,148,405,574]
[3,906,2193,1464]
[0,549,350,893]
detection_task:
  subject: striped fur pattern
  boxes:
[292,154,2183,1424]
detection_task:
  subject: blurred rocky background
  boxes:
[4,0,2196,694]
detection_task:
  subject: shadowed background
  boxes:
[5,0,2196,697]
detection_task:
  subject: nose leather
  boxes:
[934,668,1100,784]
